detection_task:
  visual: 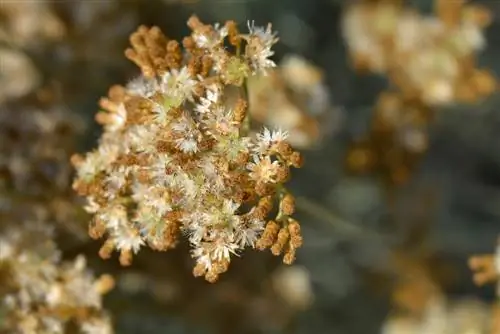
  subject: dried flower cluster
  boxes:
[343,0,498,187]
[72,16,303,282]
[0,95,114,333]
[0,2,65,47]
[343,0,496,105]
[0,223,114,334]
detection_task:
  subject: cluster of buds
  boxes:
[0,91,114,332]
[0,223,114,334]
[71,16,303,282]
[346,92,432,186]
[343,0,497,105]
[343,0,498,187]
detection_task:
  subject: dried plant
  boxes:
[343,0,497,188]
[0,93,114,333]
[343,0,495,105]
[0,223,114,334]
[71,16,304,283]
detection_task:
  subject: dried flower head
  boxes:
[72,16,303,282]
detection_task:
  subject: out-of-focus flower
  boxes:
[247,55,337,149]
[342,0,497,105]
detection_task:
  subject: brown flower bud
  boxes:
[119,249,133,266]
[271,227,290,255]
[275,165,290,183]
[193,262,207,277]
[89,218,106,240]
[98,239,115,260]
[256,220,280,250]
[233,98,248,124]
[283,247,296,265]
[255,181,274,196]
[95,274,115,295]
[225,20,241,47]
[205,271,219,283]
[70,154,84,168]
[276,141,293,158]
[280,193,295,216]
[288,219,303,248]
[289,151,304,168]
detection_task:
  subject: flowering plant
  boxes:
[72,16,303,282]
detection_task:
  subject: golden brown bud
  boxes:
[256,220,280,250]
[280,193,295,216]
[271,227,290,255]
[98,239,115,260]
[119,249,133,266]
[283,247,296,265]
[95,274,115,295]
[289,151,304,168]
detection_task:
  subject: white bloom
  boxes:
[175,137,199,153]
[160,66,198,102]
[151,103,170,124]
[192,23,228,49]
[106,103,127,131]
[112,227,144,253]
[143,189,172,216]
[254,127,289,154]
[195,83,221,114]
[126,75,158,98]
[192,247,213,270]
[212,239,239,262]
[84,197,101,214]
[105,167,128,195]
[148,154,173,182]
[126,124,158,153]
[244,21,279,74]
[77,151,104,180]
[100,205,128,230]
[235,218,264,248]
[247,155,280,183]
